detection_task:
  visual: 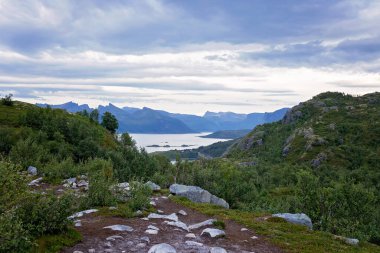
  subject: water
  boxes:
[129,133,230,153]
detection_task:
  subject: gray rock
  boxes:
[140,236,150,243]
[272,213,313,229]
[73,251,83,253]
[169,184,229,209]
[77,180,88,187]
[148,225,159,231]
[88,249,95,253]
[201,228,225,238]
[188,219,216,230]
[210,247,227,253]
[164,220,189,231]
[27,166,38,176]
[334,235,359,246]
[68,209,98,220]
[148,243,177,253]
[103,225,134,232]
[28,177,43,186]
[185,241,203,247]
[178,210,187,216]
[136,242,147,248]
[145,229,158,235]
[148,213,178,221]
[185,233,196,238]
[145,181,161,191]
[311,152,327,168]
[106,235,123,241]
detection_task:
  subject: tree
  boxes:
[1,94,14,106]
[101,112,118,134]
[120,132,135,147]
[90,109,99,122]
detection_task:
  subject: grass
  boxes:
[31,227,82,253]
[172,196,380,253]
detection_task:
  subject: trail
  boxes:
[63,196,283,253]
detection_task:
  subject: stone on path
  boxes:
[28,177,43,186]
[74,220,82,227]
[185,241,203,247]
[251,236,258,240]
[148,243,177,253]
[241,228,248,231]
[189,219,216,230]
[185,233,196,238]
[178,210,187,216]
[210,247,228,253]
[201,228,226,238]
[103,225,134,232]
[164,220,189,231]
[148,213,178,222]
[148,225,160,231]
[145,229,159,235]
[106,235,124,241]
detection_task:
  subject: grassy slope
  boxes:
[173,197,380,253]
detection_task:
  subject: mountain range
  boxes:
[36,102,289,134]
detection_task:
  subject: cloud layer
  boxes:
[0,0,379,114]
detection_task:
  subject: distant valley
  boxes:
[37,102,289,134]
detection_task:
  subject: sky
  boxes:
[0,0,380,115]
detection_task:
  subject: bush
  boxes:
[128,181,152,211]
[85,159,116,207]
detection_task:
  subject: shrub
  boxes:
[85,159,116,207]
[1,94,13,106]
[128,181,152,211]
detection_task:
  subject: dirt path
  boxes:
[63,196,283,253]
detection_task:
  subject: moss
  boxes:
[31,227,82,253]
[172,197,380,253]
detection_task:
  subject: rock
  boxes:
[210,247,227,253]
[28,177,43,186]
[145,181,161,191]
[148,243,177,253]
[241,228,248,231]
[68,209,98,220]
[88,249,95,253]
[106,235,124,241]
[334,235,359,246]
[145,229,158,235]
[251,236,258,239]
[136,242,147,248]
[185,241,203,247]
[169,184,229,209]
[148,213,179,221]
[150,201,157,206]
[103,225,134,232]
[77,180,88,187]
[164,220,189,231]
[73,251,83,253]
[189,219,216,230]
[136,210,143,215]
[178,210,187,216]
[272,213,313,229]
[140,236,150,243]
[185,233,196,238]
[74,220,82,227]
[157,210,164,214]
[201,228,225,238]
[65,177,77,184]
[141,218,149,221]
[311,152,327,168]
[148,225,159,231]
[282,105,303,124]
[109,206,117,210]
[27,166,38,176]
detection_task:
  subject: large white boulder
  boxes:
[272,213,313,229]
[169,184,229,208]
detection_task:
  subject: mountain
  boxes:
[36,102,289,133]
[200,129,251,139]
[36,101,92,113]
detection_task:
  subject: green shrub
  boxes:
[1,94,14,106]
[85,159,116,207]
[213,220,226,229]
[128,181,152,211]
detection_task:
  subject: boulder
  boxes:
[146,181,161,191]
[272,213,313,229]
[185,241,203,247]
[148,243,176,253]
[164,220,189,231]
[201,228,225,238]
[188,219,216,230]
[27,166,38,176]
[169,184,229,209]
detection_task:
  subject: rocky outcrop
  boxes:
[272,213,313,230]
[311,152,327,168]
[282,103,304,124]
[237,131,265,151]
[169,184,229,209]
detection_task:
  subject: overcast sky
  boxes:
[0,0,379,114]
